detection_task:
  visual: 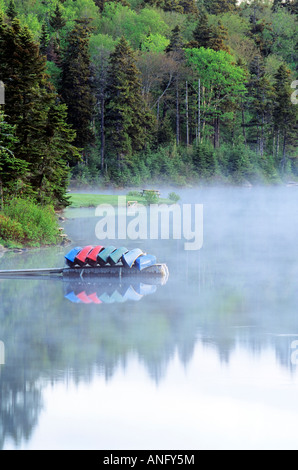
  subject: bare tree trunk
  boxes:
[276,128,280,159]
[260,112,264,157]
[176,79,180,146]
[185,81,189,146]
[241,100,247,145]
[197,79,201,145]
[213,116,220,149]
[281,133,287,172]
[100,95,105,174]
[0,179,3,211]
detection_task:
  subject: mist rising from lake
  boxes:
[0,185,297,450]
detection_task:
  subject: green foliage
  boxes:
[105,36,156,167]
[0,0,297,195]
[193,142,217,179]
[60,18,95,149]
[168,191,180,202]
[0,213,24,241]
[0,17,78,207]
[144,190,159,204]
[1,198,60,246]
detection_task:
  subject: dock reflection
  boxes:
[63,277,165,304]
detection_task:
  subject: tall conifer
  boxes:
[105,37,155,169]
[60,18,95,150]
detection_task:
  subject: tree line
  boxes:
[0,0,297,206]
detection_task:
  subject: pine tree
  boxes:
[209,21,230,53]
[163,1,184,13]
[0,18,78,205]
[105,37,155,170]
[49,4,66,31]
[179,0,199,15]
[188,12,229,52]
[188,11,211,49]
[273,65,297,171]
[166,25,185,53]
[48,3,67,66]
[94,0,130,11]
[0,110,27,205]
[6,0,17,21]
[205,0,237,15]
[60,18,95,150]
[39,22,50,57]
[246,55,273,157]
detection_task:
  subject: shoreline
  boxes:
[1,183,297,251]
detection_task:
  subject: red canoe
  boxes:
[86,245,104,267]
[75,246,94,267]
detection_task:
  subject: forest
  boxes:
[0,0,297,210]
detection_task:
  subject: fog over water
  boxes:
[0,186,297,450]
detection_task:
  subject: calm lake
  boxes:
[0,186,298,450]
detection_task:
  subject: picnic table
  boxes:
[141,189,161,198]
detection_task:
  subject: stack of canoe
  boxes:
[65,245,157,272]
[65,280,157,304]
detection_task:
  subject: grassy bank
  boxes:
[0,198,61,249]
[68,192,176,208]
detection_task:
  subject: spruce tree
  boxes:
[246,55,273,157]
[205,0,237,15]
[49,4,66,31]
[39,22,50,57]
[6,0,17,21]
[48,3,67,66]
[166,25,185,53]
[188,11,211,49]
[0,110,27,204]
[60,18,95,150]
[105,37,155,170]
[188,13,229,52]
[273,65,297,171]
[0,18,78,205]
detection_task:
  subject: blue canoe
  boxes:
[122,248,144,269]
[65,247,82,267]
[97,246,117,266]
[135,254,157,271]
[108,247,128,266]
[135,282,157,295]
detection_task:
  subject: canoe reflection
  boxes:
[64,279,159,304]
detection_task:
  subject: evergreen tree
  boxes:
[205,0,237,15]
[209,21,230,53]
[49,4,66,32]
[61,18,95,150]
[48,3,67,66]
[246,55,273,157]
[188,12,229,52]
[188,11,211,49]
[273,65,297,171]
[166,25,185,53]
[0,17,78,205]
[179,0,199,15]
[94,0,130,11]
[163,1,184,13]
[0,110,27,205]
[105,37,155,170]
[39,22,50,57]
[6,0,17,21]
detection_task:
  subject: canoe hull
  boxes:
[65,247,82,268]
[97,246,117,266]
[108,247,128,266]
[122,248,144,268]
[135,254,157,271]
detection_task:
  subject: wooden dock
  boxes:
[0,264,169,282]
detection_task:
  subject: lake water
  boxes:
[0,186,298,450]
